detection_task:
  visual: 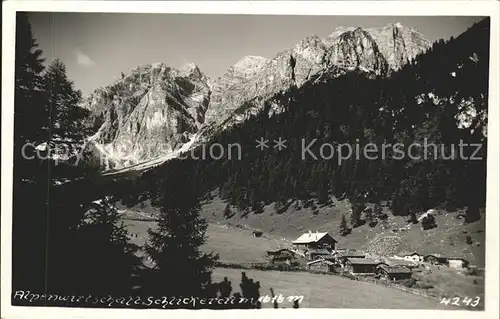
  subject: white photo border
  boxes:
[1,1,499,319]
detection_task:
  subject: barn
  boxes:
[376,264,412,281]
[306,259,335,272]
[343,258,381,275]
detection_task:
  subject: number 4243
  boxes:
[440,296,481,307]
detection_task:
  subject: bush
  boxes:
[421,214,437,230]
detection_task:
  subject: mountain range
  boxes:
[82,22,431,170]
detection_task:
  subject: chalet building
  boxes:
[423,254,448,265]
[448,257,469,269]
[292,231,337,251]
[306,259,335,272]
[343,258,381,275]
[376,264,412,281]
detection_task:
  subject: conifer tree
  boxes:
[42,59,91,143]
[339,214,350,237]
[145,167,219,297]
[12,14,139,299]
[14,12,47,149]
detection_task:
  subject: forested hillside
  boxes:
[129,18,489,228]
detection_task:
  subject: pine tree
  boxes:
[46,192,140,295]
[145,169,219,297]
[14,12,47,149]
[42,59,91,143]
[339,214,350,236]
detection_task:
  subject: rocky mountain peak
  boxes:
[88,22,432,170]
[84,63,211,169]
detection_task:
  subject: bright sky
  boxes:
[27,13,485,96]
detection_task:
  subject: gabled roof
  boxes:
[384,258,418,267]
[377,264,412,274]
[346,258,380,265]
[335,249,366,258]
[292,232,336,244]
[306,259,334,266]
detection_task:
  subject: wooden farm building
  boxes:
[376,264,412,281]
[306,259,336,272]
[292,231,337,251]
[343,258,381,275]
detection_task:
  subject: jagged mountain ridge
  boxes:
[84,22,431,169]
[84,62,211,169]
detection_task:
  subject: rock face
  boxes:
[86,23,431,169]
[204,23,430,126]
[83,62,210,168]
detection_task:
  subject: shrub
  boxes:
[421,214,437,230]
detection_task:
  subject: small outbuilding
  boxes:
[376,264,413,281]
[343,258,381,275]
[306,259,335,272]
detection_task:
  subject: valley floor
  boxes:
[117,194,485,309]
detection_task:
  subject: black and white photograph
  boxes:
[1,1,499,318]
